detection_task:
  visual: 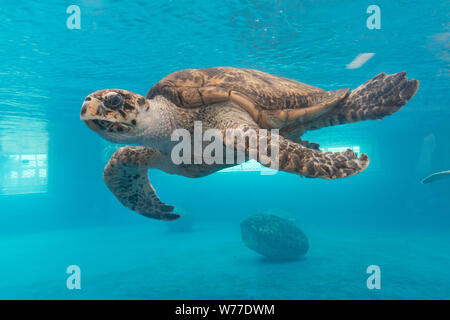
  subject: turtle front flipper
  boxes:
[277,140,370,179]
[103,146,180,220]
[223,123,369,179]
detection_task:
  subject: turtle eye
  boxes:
[105,92,123,109]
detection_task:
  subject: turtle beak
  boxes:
[80,96,109,132]
[80,95,134,135]
[80,96,107,120]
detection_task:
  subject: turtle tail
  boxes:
[306,71,419,131]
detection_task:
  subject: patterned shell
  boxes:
[146,67,348,128]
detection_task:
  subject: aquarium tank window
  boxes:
[0,153,48,195]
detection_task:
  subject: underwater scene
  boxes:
[0,0,449,300]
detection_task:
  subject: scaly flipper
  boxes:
[223,123,369,179]
[306,71,419,131]
[103,146,180,220]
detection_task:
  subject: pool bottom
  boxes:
[0,221,448,300]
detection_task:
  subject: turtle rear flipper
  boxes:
[103,146,180,221]
[306,71,419,131]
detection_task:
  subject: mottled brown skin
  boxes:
[80,89,146,141]
[103,146,179,220]
[81,67,419,221]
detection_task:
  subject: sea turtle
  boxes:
[80,67,419,220]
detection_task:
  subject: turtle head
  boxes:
[80,89,149,144]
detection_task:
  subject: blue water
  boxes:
[0,0,449,299]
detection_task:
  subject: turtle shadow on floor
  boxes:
[256,256,307,265]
